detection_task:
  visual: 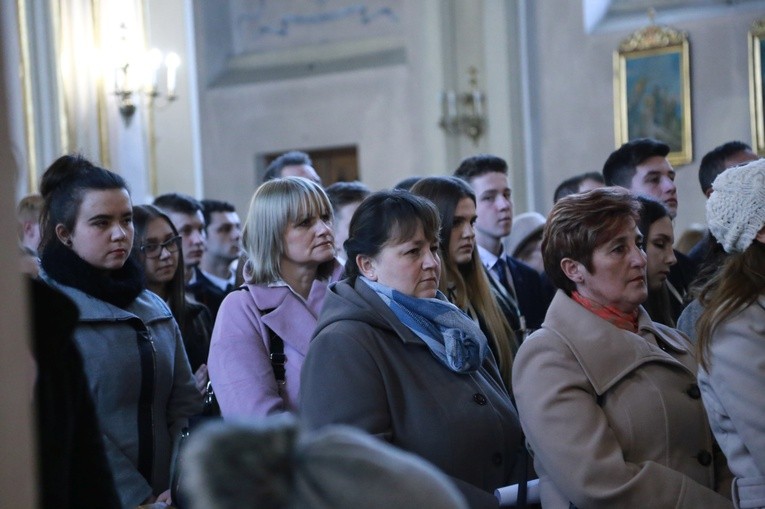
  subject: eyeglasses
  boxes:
[140,235,181,258]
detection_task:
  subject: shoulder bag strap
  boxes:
[237,287,287,385]
[255,304,286,386]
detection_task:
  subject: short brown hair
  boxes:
[542,187,641,294]
[17,193,43,222]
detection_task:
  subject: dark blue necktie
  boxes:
[494,257,522,329]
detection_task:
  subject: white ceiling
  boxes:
[584,0,765,32]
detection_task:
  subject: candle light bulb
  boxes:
[447,91,457,119]
[147,48,163,95]
[165,52,180,99]
[472,89,483,118]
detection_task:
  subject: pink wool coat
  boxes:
[208,263,343,417]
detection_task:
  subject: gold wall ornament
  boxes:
[613,19,692,166]
[617,24,688,53]
[110,22,180,125]
[439,67,487,146]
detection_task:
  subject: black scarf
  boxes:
[40,241,145,309]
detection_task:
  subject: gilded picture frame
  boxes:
[749,18,765,155]
[613,24,692,166]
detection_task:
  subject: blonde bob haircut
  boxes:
[242,177,334,285]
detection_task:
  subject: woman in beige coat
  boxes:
[512,187,731,508]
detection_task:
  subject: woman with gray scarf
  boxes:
[300,190,526,509]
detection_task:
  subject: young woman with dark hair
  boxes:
[132,204,212,394]
[37,154,200,507]
[636,195,677,327]
[411,176,516,389]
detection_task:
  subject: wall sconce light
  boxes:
[113,23,180,123]
[439,67,486,146]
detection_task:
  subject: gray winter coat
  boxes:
[300,278,526,508]
[40,272,201,508]
[698,296,765,508]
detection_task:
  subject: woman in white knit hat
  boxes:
[697,158,765,509]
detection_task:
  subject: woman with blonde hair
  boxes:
[208,177,343,417]
[697,160,765,509]
[411,176,516,388]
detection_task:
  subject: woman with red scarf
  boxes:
[512,187,732,508]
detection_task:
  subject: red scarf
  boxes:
[572,291,639,333]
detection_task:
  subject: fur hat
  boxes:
[706,158,765,253]
[505,212,546,257]
[181,414,468,509]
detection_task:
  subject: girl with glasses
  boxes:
[132,204,213,396]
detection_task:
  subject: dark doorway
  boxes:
[261,145,359,185]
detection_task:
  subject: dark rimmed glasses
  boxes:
[140,235,181,258]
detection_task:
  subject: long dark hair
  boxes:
[39,154,129,251]
[411,177,515,388]
[131,204,186,324]
[636,196,674,327]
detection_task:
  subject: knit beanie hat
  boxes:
[706,159,765,253]
[181,414,468,509]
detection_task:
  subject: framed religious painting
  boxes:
[749,18,765,155]
[613,24,692,165]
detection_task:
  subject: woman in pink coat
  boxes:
[208,177,343,417]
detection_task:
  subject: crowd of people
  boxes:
[18,138,764,509]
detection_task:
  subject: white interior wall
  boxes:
[196,0,453,214]
[146,0,202,200]
[528,1,765,236]
[191,0,765,234]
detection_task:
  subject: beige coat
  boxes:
[512,291,732,508]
